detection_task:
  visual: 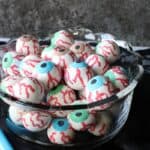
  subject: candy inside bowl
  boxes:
[0,28,144,148]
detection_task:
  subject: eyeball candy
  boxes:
[104,66,129,91]
[64,61,93,90]
[20,55,41,77]
[47,118,75,144]
[47,84,76,117]
[67,109,95,131]
[41,46,56,61]
[22,111,52,132]
[0,76,22,96]
[32,61,61,90]
[52,52,76,70]
[88,112,112,136]
[86,54,109,75]
[2,52,23,76]
[41,46,75,70]
[14,77,45,103]
[85,75,115,110]
[8,105,26,125]
[95,40,120,63]
[16,35,40,56]
[70,41,93,61]
[51,30,74,49]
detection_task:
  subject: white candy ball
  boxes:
[22,111,52,132]
[95,40,120,63]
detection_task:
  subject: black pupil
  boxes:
[58,120,64,126]
[91,79,97,84]
[76,112,82,117]
[41,63,47,68]
[75,45,80,49]
[76,59,81,63]
[4,57,8,62]
[59,49,65,52]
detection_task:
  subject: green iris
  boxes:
[47,84,64,96]
[2,52,13,69]
[69,110,89,123]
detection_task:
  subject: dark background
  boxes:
[0,0,150,45]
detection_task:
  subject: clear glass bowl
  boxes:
[0,28,144,149]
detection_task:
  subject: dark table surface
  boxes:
[0,73,150,150]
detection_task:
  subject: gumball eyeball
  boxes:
[20,55,41,77]
[85,75,115,110]
[67,109,95,131]
[104,66,129,91]
[47,84,76,117]
[22,111,52,132]
[14,77,45,103]
[32,61,61,90]
[88,112,112,136]
[41,46,56,61]
[51,52,76,70]
[0,76,22,96]
[95,40,120,63]
[2,52,23,76]
[16,35,40,56]
[47,118,75,144]
[86,54,109,75]
[51,30,74,49]
[64,61,93,90]
[70,41,93,61]
[8,106,26,125]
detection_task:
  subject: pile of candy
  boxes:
[0,30,129,144]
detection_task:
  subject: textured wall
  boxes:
[0,0,149,45]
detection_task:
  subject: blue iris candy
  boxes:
[35,61,54,73]
[70,61,87,68]
[87,75,106,91]
[52,118,69,132]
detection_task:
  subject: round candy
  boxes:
[20,55,41,77]
[32,61,61,90]
[51,52,76,69]
[104,66,129,91]
[0,76,22,96]
[86,54,109,75]
[14,77,45,103]
[88,112,112,136]
[16,35,40,55]
[51,30,74,49]
[2,52,23,76]
[8,105,26,125]
[67,109,95,131]
[95,40,120,63]
[70,41,93,61]
[47,84,76,117]
[47,118,75,144]
[22,111,52,132]
[85,75,115,110]
[41,46,56,61]
[64,61,93,90]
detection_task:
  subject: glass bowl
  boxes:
[0,28,144,149]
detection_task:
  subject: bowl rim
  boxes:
[0,64,144,111]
